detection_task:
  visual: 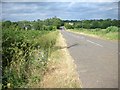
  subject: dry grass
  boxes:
[38,31,82,88]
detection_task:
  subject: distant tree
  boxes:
[100,20,111,29]
[111,19,118,26]
[64,23,74,29]
[90,21,100,29]
[74,22,82,28]
[2,20,11,29]
[82,20,91,29]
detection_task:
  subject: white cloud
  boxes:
[67,2,76,8]
[2,0,119,2]
[2,2,118,21]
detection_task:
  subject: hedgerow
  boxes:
[2,29,58,88]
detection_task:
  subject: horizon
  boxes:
[2,17,119,22]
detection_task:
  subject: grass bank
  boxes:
[68,27,119,40]
[39,31,82,88]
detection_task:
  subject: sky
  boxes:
[2,0,119,2]
[2,0,119,21]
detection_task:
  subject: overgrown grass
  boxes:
[40,32,81,88]
[70,26,119,40]
[2,29,59,88]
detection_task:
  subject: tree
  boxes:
[91,21,100,29]
[100,20,111,29]
[2,20,11,29]
[64,23,74,29]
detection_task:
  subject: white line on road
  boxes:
[87,40,103,47]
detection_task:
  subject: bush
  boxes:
[2,29,58,88]
[106,26,118,33]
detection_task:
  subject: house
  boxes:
[68,22,73,25]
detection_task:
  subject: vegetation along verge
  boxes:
[39,31,82,88]
[64,19,119,40]
[68,26,119,40]
[2,17,61,88]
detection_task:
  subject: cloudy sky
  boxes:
[2,0,118,21]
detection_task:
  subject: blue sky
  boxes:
[2,1,118,21]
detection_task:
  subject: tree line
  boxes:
[2,17,63,31]
[64,19,119,29]
[2,18,119,30]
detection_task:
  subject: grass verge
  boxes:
[68,28,119,40]
[39,31,82,88]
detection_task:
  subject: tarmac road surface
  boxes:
[61,30,118,88]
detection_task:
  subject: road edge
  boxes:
[39,31,82,88]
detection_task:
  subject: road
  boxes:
[61,30,118,88]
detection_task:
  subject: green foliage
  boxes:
[82,20,91,29]
[32,17,62,30]
[100,20,111,29]
[74,22,82,28]
[71,26,118,40]
[2,17,61,88]
[90,28,101,32]
[90,21,101,29]
[64,23,74,29]
[64,19,119,29]
[105,32,118,40]
[2,21,12,29]
[2,28,58,88]
[44,17,62,29]
[106,26,118,33]
[2,17,62,31]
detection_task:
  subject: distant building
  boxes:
[23,24,33,30]
[68,23,73,25]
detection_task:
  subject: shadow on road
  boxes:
[67,43,79,48]
[56,43,79,49]
[51,43,79,53]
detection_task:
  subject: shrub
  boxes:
[2,29,58,88]
[106,26,118,33]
